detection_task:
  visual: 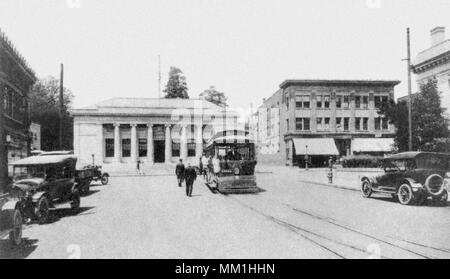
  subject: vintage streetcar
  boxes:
[10,154,82,224]
[0,193,23,246]
[204,130,259,194]
[361,152,450,206]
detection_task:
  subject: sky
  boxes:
[1,0,450,111]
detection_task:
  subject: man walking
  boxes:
[184,163,197,197]
[175,159,185,187]
[201,154,209,179]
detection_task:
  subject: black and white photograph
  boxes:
[0,0,450,262]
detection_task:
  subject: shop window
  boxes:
[105,139,114,158]
[139,138,147,157]
[122,139,131,157]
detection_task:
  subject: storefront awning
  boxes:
[352,138,395,153]
[292,138,339,156]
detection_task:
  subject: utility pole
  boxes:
[407,28,413,151]
[59,63,64,150]
[0,83,7,193]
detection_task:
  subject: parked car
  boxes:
[0,193,23,245]
[361,152,449,205]
[76,165,110,195]
[9,154,81,224]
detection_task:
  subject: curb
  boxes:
[298,180,360,193]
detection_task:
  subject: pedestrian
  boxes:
[175,159,185,187]
[201,154,209,179]
[184,163,197,197]
[139,160,145,176]
[199,156,203,178]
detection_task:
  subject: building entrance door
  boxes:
[154,140,165,163]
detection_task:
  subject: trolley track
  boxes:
[225,194,449,259]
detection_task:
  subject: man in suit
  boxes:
[175,159,185,187]
[184,163,197,197]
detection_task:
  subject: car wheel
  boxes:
[361,180,372,198]
[71,190,81,211]
[233,167,241,176]
[101,174,109,185]
[35,196,50,224]
[432,190,448,206]
[398,184,415,205]
[9,209,23,246]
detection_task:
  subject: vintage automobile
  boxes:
[361,152,450,205]
[204,130,259,194]
[10,154,81,224]
[76,165,110,195]
[0,193,23,245]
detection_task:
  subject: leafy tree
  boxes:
[163,67,189,99]
[29,76,74,151]
[379,79,449,152]
[199,86,228,108]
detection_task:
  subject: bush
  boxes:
[341,155,383,168]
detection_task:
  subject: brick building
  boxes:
[255,79,400,167]
[0,29,36,187]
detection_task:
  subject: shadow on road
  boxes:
[46,206,95,225]
[0,238,38,259]
[371,194,450,208]
[81,190,100,197]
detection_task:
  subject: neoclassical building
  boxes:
[71,98,239,171]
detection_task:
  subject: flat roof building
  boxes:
[255,79,400,167]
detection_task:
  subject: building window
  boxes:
[355,118,361,131]
[324,95,330,109]
[316,95,322,109]
[382,118,389,130]
[122,139,131,157]
[344,118,350,131]
[343,95,350,109]
[363,118,369,131]
[376,117,389,130]
[295,95,310,109]
[286,119,290,131]
[138,138,147,157]
[375,95,389,109]
[188,142,196,157]
[105,139,114,158]
[324,118,330,130]
[336,96,342,109]
[172,142,180,157]
[295,118,310,131]
[317,118,323,130]
[355,96,361,109]
[336,118,342,131]
[362,96,369,109]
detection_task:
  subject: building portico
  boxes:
[71,98,239,172]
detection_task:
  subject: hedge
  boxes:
[341,155,383,168]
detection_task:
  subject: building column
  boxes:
[180,124,188,160]
[368,92,375,133]
[196,124,203,157]
[165,124,172,163]
[147,124,154,164]
[113,123,121,163]
[131,123,137,163]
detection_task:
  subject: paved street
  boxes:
[1,167,450,259]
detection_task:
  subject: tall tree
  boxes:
[199,86,228,108]
[163,67,189,99]
[29,76,74,151]
[379,79,449,152]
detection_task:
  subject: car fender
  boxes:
[31,191,48,203]
[402,178,423,191]
[102,172,110,177]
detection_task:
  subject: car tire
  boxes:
[432,190,448,206]
[361,179,372,198]
[71,190,81,212]
[9,209,23,246]
[35,196,50,224]
[398,184,415,205]
[233,167,241,176]
[101,174,109,185]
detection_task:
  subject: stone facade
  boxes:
[71,98,239,173]
[0,29,36,182]
[412,26,450,126]
[256,80,400,166]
